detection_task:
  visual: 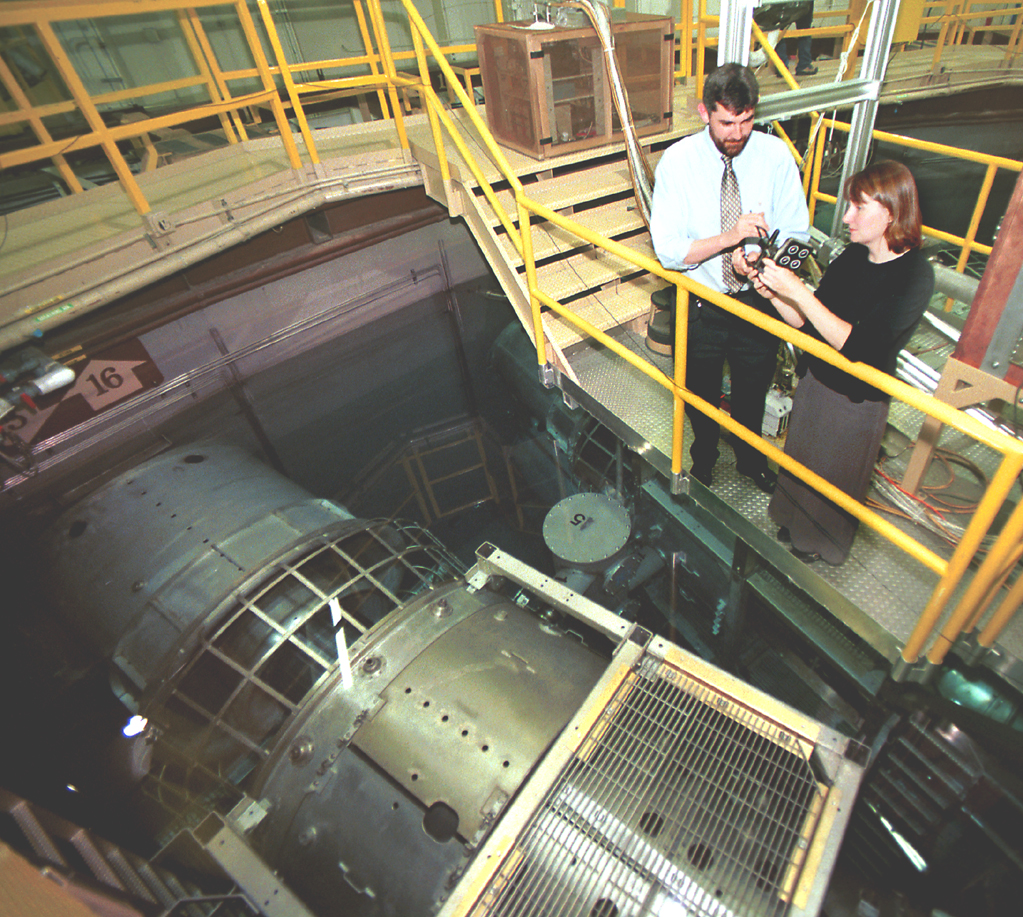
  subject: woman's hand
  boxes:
[754,258,808,301]
[753,258,853,348]
[749,257,809,330]
[750,268,774,301]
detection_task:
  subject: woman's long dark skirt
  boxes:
[769,367,889,565]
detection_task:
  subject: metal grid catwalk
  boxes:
[563,327,1023,668]
[469,656,825,917]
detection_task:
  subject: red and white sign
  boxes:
[2,338,163,449]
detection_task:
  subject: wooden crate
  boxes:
[475,13,674,160]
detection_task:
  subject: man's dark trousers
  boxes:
[684,290,777,476]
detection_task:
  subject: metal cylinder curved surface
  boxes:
[44,444,358,698]
[249,582,608,917]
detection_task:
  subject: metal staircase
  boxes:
[408,109,682,376]
[0,787,252,917]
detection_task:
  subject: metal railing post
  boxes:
[901,454,1023,663]
[366,0,410,150]
[34,20,151,215]
[255,0,319,164]
[232,0,303,169]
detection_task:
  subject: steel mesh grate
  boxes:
[470,657,827,917]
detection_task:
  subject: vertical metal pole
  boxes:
[717,0,754,66]
[831,0,903,238]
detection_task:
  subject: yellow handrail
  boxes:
[807,119,1022,280]
[3,0,1023,673]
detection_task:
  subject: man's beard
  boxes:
[711,133,749,158]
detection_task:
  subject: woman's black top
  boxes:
[797,243,934,402]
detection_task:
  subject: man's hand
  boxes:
[732,248,754,277]
[729,212,769,248]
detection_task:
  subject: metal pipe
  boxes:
[831,0,902,238]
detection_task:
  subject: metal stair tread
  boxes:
[485,160,641,228]
[544,274,664,350]
[498,199,648,264]
[534,235,655,301]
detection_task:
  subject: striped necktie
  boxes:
[721,155,742,292]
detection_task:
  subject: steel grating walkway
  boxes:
[442,635,863,917]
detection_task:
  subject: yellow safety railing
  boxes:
[2,1,1023,672]
[923,1,1023,66]
[385,0,1023,672]
[806,119,1022,287]
[0,0,504,215]
[695,3,855,97]
[691,1,1023,93]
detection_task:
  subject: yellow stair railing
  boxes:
[2,0,1023,675]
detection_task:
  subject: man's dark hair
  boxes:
[702,63,759,113]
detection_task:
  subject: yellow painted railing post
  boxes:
[963,542,1023,634]
[520,195,547,367]
[233,0,303,169]
[956,160,997,273]
[902,454,1023,663]
[1008,8,1023,60]
[680,0,694,80]
[410,25,451,191]
[176,8,240,144]
[0,52,82,193]
[353,0,393,122]
[933,1,958,69]
[367,0,410,151]
[927,484,1023,663]
[256,0,319,165]
[673,284,690,477]
[978,569,1023,649]
[183,7,249,141]
[34,20,150,215]
[808,121,828,225]
[696,0,707,99]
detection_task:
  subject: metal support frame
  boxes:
[755,80,881,123]
[185,813,315,917]
[831,0,903,237]
[717,0,755,66]
[466,542,633,642]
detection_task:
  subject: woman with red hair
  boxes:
[752,160,934,565]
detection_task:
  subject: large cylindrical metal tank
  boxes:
[248,581,606,916]
[45,444,360,706]
[42,443,610,917]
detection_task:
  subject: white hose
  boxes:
[547,1,655,226]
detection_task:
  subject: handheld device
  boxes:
[741,230,813,274]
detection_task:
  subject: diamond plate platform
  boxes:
[560,322,1023,678]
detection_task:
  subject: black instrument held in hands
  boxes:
[740,228,813,274]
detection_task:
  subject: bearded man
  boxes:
[649,63,809,492]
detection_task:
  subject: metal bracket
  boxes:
[190,813,316,916]
[671,470,688,496]
[465,543,632,643]
[539,362,557,389]
[227,796,270,834]
[143,211,175,250]
[889,654,939,685]
[215,197,235,223]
